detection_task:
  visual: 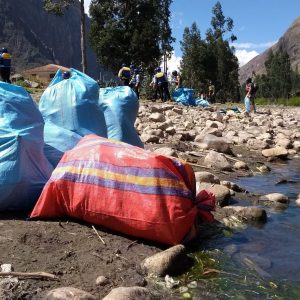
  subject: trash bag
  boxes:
[244,96,251,113]
[172,88,196,106]
[39,68,107,167]
[195,98,210,107]
[0,82,53,211]
[99,86,143,148]
[30,134,215,245]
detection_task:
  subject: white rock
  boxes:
[194,171,220,184]
[234,161,249,170]
[154,147,178,157]
[262,147,288,158]
[259,193,289,204]
[149,113,165,122]
[204,151,232,171]
[95,275,109,286]
[103,287,159,300]
[46,287,96,300]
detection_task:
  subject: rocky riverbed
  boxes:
[0,100,299,299]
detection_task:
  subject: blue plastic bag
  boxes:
[40,68,107,166]
[195,98,210,107]
[244,96,251,113]
[99,86,143,148]
[0,82,53,211]
[172,88,196,106]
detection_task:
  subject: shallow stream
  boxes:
[182,159,300,299]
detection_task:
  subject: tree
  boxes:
[180,23,207,92]
[43,0,87,73]
[89,0,174,74]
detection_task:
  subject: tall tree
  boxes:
[43,0,87,73]
[180,23,207,91]
[89,0,174,74]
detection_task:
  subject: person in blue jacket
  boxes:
[0,48,12,83]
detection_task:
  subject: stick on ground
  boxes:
[0,271,57,280]
[92,225,106,245]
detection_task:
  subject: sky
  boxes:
[84,0,300,70]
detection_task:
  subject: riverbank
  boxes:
[0,100,299,299]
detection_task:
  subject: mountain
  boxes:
[0,0,113,79]
[239,17,300,83]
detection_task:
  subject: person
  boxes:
[208,80,215,103]
[153,67,170,102]
[172,70,183,89]
[118,63,131,86]
[0,48,12,83]
[129,68,140,99]
[245,77,257,114]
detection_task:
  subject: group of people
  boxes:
[118,64,141,99]
[0,48,12,84]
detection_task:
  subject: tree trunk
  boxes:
[80,0,87,73]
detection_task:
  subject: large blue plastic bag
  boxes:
[172,88,196,106]
[99,86,143,148]
[0,82,53,211]
[39,68,107,166]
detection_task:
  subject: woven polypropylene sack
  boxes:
[39,68,107,166]
[99,86,143,148]
[0,82,53,211]
[30,135,211,245]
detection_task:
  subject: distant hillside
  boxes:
[239,17,300,83]
[0,0,114,80]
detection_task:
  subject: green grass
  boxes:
[255,97,300,106]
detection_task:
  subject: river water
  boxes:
[187,159,300,299]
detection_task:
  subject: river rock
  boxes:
[221,181,246,192]
[45,287,96,300]
[95,275,109,286]
[234,161,249,170]
[259,193,289,204]
[194,171,220,184]
[262,147,288,158]
[195,134,233,154]
[204,151,232,171]
[196,183,230,206]
[141,245,192,276]
[140,134,159,143]
[220,206,267,222]
[149,113,165,122]
[102,287,159,300]
[154,147,178,157]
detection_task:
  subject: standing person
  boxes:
[118,63,131,86]
[129,68,140,99]
[154,67,170,102]
[0,48,12,84]
[172,70,182,89]
[208,80,215,103]
[244,77,253,116]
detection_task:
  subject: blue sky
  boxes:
[85,0,300,68]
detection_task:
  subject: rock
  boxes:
[102,287,159,300]
[204,150,232,171]
[276,138,292,149]
[165,127,176,135]
[262,147,288,158]
[234,161,249,170]
[149,113,165,122]
[221,181,246,192]
[247,139,269,150]
[24,79,40,88]
[194,171,220,184]
[220,206,267,222]
[154,147,178,157]
[0,264,12,273]
[11,73,24,82]
[140,134,159,143]
[195,134,233,154]
[197,183,230,206]
[45,287,96,300]
[95,275,109,286]
[141,245,192,277]
[259,193,289,204]
[296,198,300,207]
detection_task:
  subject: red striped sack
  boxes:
[30,134,215,245]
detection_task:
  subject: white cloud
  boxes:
[160,51,182,74]
[232,41,277,49]
[84,0,91,15]
[235,49,259,66]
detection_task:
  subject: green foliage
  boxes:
[255,97,300,106]
[43,0,74,15]
[89,0,174,75]
[180,2,239,102]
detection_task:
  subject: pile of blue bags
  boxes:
[172,88,210,107]
[0,68,143,211]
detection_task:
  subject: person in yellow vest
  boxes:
[0,48,11,83]
[153,67,170,102]
[118,63,131,86]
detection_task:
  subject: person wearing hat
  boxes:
[118,63,131,86]
[0,48,12,83]
[129,68,141,99]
